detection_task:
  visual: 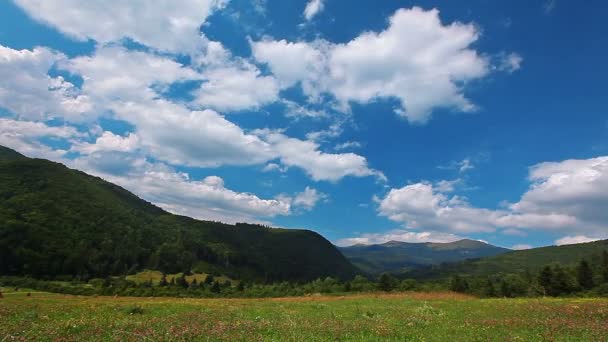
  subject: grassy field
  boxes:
[1,289,607,341]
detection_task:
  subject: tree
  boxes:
[377,273,395,292]
[551,265,576,296]
[450,275,469,293]
[602,250,608,283]
[176,274,189,289]
[159,274,168,287]
[204,274,214,285]
[211,281,221,293]
[577,259,594,290]
[484,278,497,297]
[538,266,553,296]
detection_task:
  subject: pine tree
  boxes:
[450,275,469,293]
[204,274,214,285]
[378,273,395,292]
[577,259,594,290]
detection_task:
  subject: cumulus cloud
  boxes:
[193,58,279,112]
[258,130,385,182]
[377,155,608,239]
[555,235,600,246]
[67,154,293,224]
[72,131,139,154]
[303,0,324,21]
[252,7,517,123]
[293,186,327,210]
[335,229,462,247]
[0,45,91,121]
[0,118,83,160]
[13,0,227,53]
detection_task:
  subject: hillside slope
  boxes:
[0,146,358,282]
[339,239,510,275]
[405,239,608,280]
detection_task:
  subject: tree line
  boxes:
[449,251,608,297]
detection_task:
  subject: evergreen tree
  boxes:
[237,281,245,292]
[577,259,594,290]
[169,277,176,287]
[552,265,575,296]
[378,273,395,292]
[204,274,214,285]
[211,281,221,293]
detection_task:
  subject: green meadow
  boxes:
[1,289,607,341]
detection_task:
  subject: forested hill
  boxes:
[405,239,608,280]
[0,146,358,282]
[339,239,510,275]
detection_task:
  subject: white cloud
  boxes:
[262,162,287,173]
[498,52,523,73]
[13,0,227,54]
[65,45,200,104]
[0,118,82,160]
[510,156,608,236]
[335,229,462,247]
[334,141,361,151]
[377,155,608,239]
[555,235,600,246]
[72,131,139,154]
[0,45,91,121]
[258,130,385,182]
[113,100,275,168]
[511,244,532,250]
[303,0,324,21]
[282,99,327,119]
[378,182,500,233]
[293,186,327,210]
[253,7,515,123]
[193,61,279,112]
[70,155,292,224]
[251,39,328,97]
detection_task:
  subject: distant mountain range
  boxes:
[405,239,608,280]
[339,239,510,275]
[0,145,357,282]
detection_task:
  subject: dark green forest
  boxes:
[0,146,357,283]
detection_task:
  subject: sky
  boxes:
[1,0,607,250]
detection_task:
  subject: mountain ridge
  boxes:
[0,145,358,282]
[339,239,510,275]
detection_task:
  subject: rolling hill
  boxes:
[339,239,510,275]
[0,146,358,282]
[405,239,608,280]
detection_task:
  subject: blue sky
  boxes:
[1,0,607,249]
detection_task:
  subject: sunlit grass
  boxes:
[1,288,606,341]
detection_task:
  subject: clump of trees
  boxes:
[450,251,608,298]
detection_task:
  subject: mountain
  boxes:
[0,146,358,282]
[339,239,510,275]
[404,239,608,280]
